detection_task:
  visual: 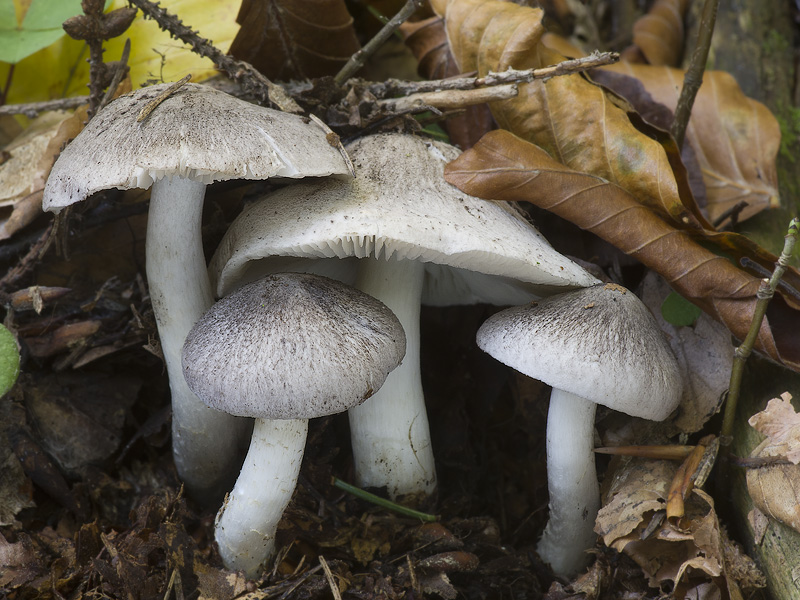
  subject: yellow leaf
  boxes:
[1,0,241,105]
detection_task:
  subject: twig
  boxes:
[720,218,800,443]
[334,0,424,86]
[0,224,54,292]
[137,74,192,121]
[0,97,89,118]
[98,38,132,112]
[379,84,518,112]
[332,477,439,522]
[308,114,355,177]
[670,0,720,148]
[126,0,302,113]
[369,51,620,98]
[318,556,343,600]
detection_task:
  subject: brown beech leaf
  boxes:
[444,129,800,371]
[598,458,759,596]
[228,0,360,81]
[629,0,690,66]
[748,392,800,464]
[746,393,800,535]
[606,63,780,224]
[399,15,495,149]
[437,0,693,224]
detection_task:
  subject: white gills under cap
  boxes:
[210,132,599,300]
[182,272,407,420]
[476,282,683,420]
[43,82,350,211]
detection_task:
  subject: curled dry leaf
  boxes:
[0,112,71,240]
[437,0,692,224]
[638,271,731,434]
[746,393,800,534]
[597,457,760,595]
[444,129,800,371]
[605,63,780,224]
[629,0,690,66]
[747,392,800,463]
[228,0,360,80]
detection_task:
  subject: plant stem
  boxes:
[670,0,719,148]
[126,0,301,113]
[720,218,800,442]
[332,477,439,522]
[334,0,424,86]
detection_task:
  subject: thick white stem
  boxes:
[215,418,307,577]
[147,177,249,501]
[350,257,436,500]
[537,388,600,577]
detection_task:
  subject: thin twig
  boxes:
[334,0,424,86]
[318,556,343,600]
[369,51,620,98]
[380,84,518,112]
[137,74,192,122]
[670,0,720,148]
[125,0,302,113]
[720,218,800,442]
[98,38,132,112]
[0,97,90,117]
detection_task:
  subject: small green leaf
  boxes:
[661,291,702,327]
[0,0,83,64]
[0,324,19,396]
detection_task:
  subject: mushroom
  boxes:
[209,133,599,500]
[42,82,351,500]
[181,272,406,576]
[475,283,683,577]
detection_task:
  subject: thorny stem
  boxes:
[334,0,424,86]
[670,0,719,148]
[125,0,302,113]
[720,218,800,443]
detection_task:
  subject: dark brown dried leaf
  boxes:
[228,0,361,81]
[444,129,800,371]
[630,0,690,66]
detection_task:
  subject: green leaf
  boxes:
[661,291,703,327]
[0,324,19,396]
[0,0,82,64]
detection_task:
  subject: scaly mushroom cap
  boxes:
[43,83,350,211]
[477,283,682,420]
[182,273,406,420]
[210,132,598,301]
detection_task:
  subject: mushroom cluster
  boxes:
[42,83,685,582]
[209,132,599,501]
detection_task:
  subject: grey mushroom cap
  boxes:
[210,132,598,301]
[42,83,350,211]
[476,283,682,420]
[182,273,406,420]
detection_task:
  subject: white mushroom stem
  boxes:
[350,257,437,499]
[214,418,307,577]
[537,388,601,577]
[147,177,248,501]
